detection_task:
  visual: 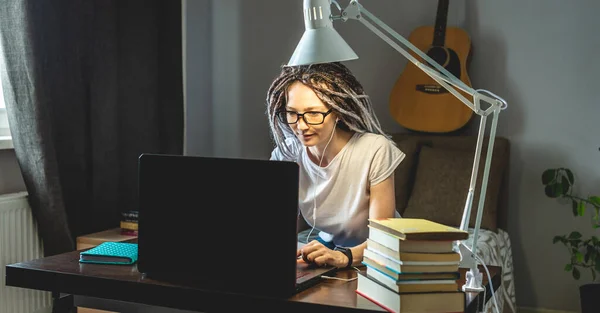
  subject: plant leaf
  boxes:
[579,201,586,216]
[573,200,579,216]
[565,263,573,271]
[588,245,597,263]
[586,250,591,263]
[545,184,559,198]
[555,183,564,197]
[561,178,571,195]
[573,267,581,279]
[576,251,584,263]
[569,231,583,240]
[565,168,574,185]
[553,236,564,244]
[590,196,600,207]
[556,235,568,245]
[542,169,556,185]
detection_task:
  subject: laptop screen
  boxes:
[137,154,300,298]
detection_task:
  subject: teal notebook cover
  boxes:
[79,241,138,265]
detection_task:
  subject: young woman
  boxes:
[266,62,405,269]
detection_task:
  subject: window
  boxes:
[0,72,13,149]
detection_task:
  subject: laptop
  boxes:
[295,241,337,292]
[136,153,336,298]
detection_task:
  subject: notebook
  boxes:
[79,242,138,265]
[136,154,336,298]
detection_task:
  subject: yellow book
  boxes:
[120,221,138,231]
[368,218,468,241]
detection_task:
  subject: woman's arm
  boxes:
[300,174,398,268]
[345,173,397,266]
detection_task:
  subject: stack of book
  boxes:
[356,218,469,313]
[120,210,139,236]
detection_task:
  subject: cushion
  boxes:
[401,145,504,231]
[392,138,419,216]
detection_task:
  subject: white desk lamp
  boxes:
[287,0,508,293]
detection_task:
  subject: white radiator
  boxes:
[0,191,52,313]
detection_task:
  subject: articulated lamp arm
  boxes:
[333,0,508,292]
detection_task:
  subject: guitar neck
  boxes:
[432,0,449,47]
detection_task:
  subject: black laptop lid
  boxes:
[137,154,299,298]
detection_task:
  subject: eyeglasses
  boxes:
[277,109,332,125]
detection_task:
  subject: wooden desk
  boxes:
[5,247,501,313]
[75,228,137,313]
[76,228,137,250]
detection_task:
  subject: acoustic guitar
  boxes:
[389,0,473,133]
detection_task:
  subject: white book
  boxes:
[363,248,459,273]
[368,226,455,253]
[356,272,465,313]
[365,266,458,293]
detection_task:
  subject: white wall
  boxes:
[183,0,213,157]
[0,149,25,194]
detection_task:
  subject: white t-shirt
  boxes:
[270,132,405,247]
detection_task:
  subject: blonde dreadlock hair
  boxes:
[266,62,393,159]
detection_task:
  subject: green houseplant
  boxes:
[542,167,600,313]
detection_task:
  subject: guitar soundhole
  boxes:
[426,46,448,68]
[425,46,461,78]
[416,46,463,94]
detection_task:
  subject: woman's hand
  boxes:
[297,240,348,268]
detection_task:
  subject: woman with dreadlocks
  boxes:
[266,62,405,269]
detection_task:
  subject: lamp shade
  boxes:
[287,0,358,66]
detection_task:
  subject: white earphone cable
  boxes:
[306,120,337,243]
[321,266,361,281]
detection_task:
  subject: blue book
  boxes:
[79,241,138,265]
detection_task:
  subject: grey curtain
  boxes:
[0,0,183,256]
